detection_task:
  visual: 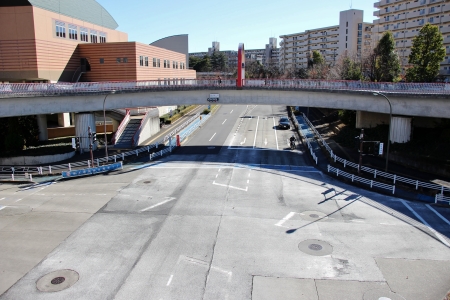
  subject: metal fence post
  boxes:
[69,163,71,171]
[49,166,52,174]
[370,180,373,188]
[114,155,117,162]
[12,173,14,181]
[416,180,419,190]
[352,174,354,182]
[97,158,99,167]
[374,170,377,178]
[122,153,124,160]
[393,175,396,184]
[88,160,91,168]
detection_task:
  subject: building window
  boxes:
[68,24,77,40]
[140,56,144,66]
[145,57,148,67]
[173,61,176,68]
[346,29,348,34]
[100,58,104,64]
[55,21,66,38]
[157,59,160,67]
[99,32,106,43]
[80,27,88,42]
[90,30,98,43]
[153,58,157,67]
[346,21,348,27]
[116,58,122,63]
[346,43,347,48]
[176,62,178,69]
[123,58,128,63]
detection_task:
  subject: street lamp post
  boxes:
[103,90,116,162]
[372,91,392,172]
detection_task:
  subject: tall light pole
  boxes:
[372,91,392,172]
[103,90,116,162]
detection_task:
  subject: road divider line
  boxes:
[140,197,176,212]
[275,212,296,227]
[253,116,259,148]
[222,119,227,125]
[273,117,279,150]
[400,200,450,247]
[0,198,4,201]
[425,204,450,226]
[213,181,248,192]
[0,206,7,211]
[230,110,233,114]
[240,138,246,145]
[166,274,173,286]
[209,133,216,141]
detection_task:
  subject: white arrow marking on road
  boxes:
[425,204,450,226]
[140,197,176,212]
[222,119,227,125]
[240,138,246,145]
[209,133,216,141]
[213,181,248,192]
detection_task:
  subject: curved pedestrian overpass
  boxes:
[0,79,449,118]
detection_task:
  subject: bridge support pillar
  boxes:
[36,114,48,141]
[356,111,411,143]
[57,113,71,127]
[75,113,97,151]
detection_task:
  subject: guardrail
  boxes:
[0,112,212,182]
[292,115,318,164]
[435,193,450,204]
[1,79,449,98]
[301,112,450,198]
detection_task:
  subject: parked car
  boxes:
[278,116,290,129]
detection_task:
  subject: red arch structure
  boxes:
[237,43,245,89]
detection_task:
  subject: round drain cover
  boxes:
[299,211,328,222]
[363,289,406,300]
[36,269,79,292]
[0,206,31,216]
[143,181,151,184]
[298,239,333,256]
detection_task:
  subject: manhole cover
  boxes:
[36,269,79,292]
[363,289,406,300]
[144,181,151,184]
[298,239,333,256]
[299,211,328,222]
[0,206,31,216]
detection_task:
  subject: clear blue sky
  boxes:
[96,0,376,53]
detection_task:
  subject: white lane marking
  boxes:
[264,138,267,146]
[253,116,259,148]
[166,274,173,286]
[0,206,6,211]
[240,138,246,145]
[275,212,296,227]
[400,200,450,247]
[230,110,233,114]
[213,181,248,192]
[222,119,227,125]
[0,198,5,201]
[247,180,249,184]
[273,117,279,150]
[209,133,216,141]
[15,199,23,202]
[425,204,450,226]
[140,197,176,212]
[215,174,218,178]
[211,265,233,278]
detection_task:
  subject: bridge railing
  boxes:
[1,79,450,98]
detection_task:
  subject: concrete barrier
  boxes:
[0,151,75,165]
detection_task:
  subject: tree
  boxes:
[329,54,363,80]
[373,31,401,82]
[406,23,446,82]
[245,61,265,78]
[311,50,325,66]
[190,55,211,72]
[210,51,227,72]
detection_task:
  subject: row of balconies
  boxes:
[375,1,449,16]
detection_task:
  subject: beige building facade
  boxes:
[373,0,450,77]
[279,9,374,71]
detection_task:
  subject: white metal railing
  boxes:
[292,115,318,164]
[1,79,450,98]
[435,193,450,205]
[301,112,450,195]
[111,109,130,144]
[0,112,213,181]
[328,165,396,194]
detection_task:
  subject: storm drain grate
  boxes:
[36,269,79,292]
[51,277,65,285]
[299,211,328,222]
[308,244,323,251]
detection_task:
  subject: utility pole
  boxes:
[358,128,364,175]
[88,126,94,168]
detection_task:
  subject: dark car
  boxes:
[278,116,290,129]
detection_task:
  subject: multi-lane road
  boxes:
[1,105,449,300]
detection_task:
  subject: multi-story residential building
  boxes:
[373,0,450,77]
[263,37,280,67]
[279,9,373,71]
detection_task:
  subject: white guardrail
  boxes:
[1,79,450,98]
[0,113,211,182]
[299,112,450,203]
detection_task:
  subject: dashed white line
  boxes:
[166,274,173,286]
[273,117,279,150]
[247,180,249,184]
[0,198,5,201]
[400,200,450,247]
[213,181,248,192]
[140,197,176,212]
[253,116,260,148]
[222,119,227,125]
[275,212,296,227]
[230,110,233,114]
[0,206,6,211]
[425,204,450,226]
[209,133,216,141]
[240,138,246,145]
[215,174,218,178]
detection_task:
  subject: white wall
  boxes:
[0,151,75,165]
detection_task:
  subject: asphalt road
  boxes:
[1,105,449,300]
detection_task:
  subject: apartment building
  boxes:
[279,9,374,71]
[373,0,450,77]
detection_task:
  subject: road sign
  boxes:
[379,142,384,155]
[208,93,219,102]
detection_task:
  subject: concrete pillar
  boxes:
[36,114,48,141]
[390,116,412,143]
[111,119,119,132]
[58,113,71,127]
[75,113,97,151]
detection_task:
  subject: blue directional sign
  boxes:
[62,162,122,178]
